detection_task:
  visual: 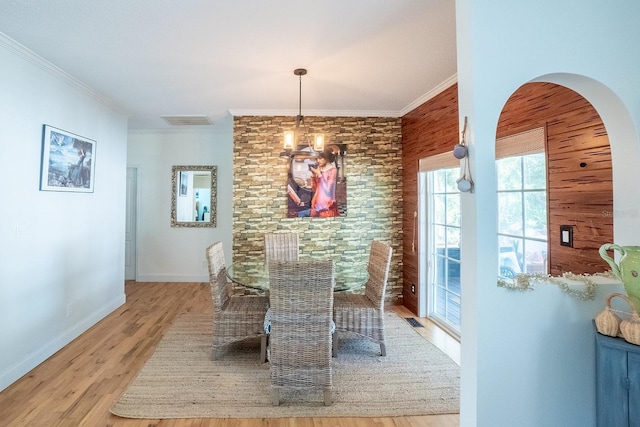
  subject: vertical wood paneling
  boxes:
[400,82,613,315]
[497,82,613,275]
[401,84,459,314]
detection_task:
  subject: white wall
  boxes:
[456,1,640,426]
[127,122,234,282]
[0,35,128,391]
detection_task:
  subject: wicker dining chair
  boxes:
[206,241,270,361]
[332,240,393,357]
[264,233,299,265]
[268,260,335,406]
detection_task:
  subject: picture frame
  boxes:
[179,171,188,196]
[40,125,96,193]
[286,144,347,218]
[171,165,217,227]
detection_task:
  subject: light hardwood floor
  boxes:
[0,282,460,427]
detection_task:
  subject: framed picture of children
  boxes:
[286,144,347,218]
[40,125,96,193]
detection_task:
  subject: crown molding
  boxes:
[0,32,130,117]
[228,109,401,118]
[399,73,458,116]
[229,74,458,119]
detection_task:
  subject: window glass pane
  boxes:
[446,227,460,251]
[435,251,447,284]
[496,157,522,191]
[498,236,523,277]
[444,168,459,193]
[445,257,461,288]
[434,285,446,317]
[433,224,446,248]
[524,191,547,239]
[433,194,446,224]
[498,192,523,235]
[446,293,461,328]
[523,239,547,274]
[523,153,546,190]
[446,194,460,226]
[433,169,447,193]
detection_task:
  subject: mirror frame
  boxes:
[171,165,217,228]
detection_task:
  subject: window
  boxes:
[419,152,462,336]
[427,167,461,334]
[496,128,547,278]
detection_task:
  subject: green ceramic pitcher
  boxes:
[599,243,640,313]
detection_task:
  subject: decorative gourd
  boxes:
[595,292,626,337]
[621,310,640,346]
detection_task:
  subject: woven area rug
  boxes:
[111,312,459,419]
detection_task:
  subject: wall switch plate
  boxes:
[560,225,573,247]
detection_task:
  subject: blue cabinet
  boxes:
[595,326,640,427]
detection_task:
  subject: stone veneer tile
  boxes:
[232,116,403,303]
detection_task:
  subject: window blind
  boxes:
[495,127,545,159]
[419,151,459,172]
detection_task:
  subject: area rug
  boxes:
[111,312,459,419]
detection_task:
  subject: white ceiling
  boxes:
[0,0,457,130]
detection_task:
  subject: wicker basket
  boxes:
[595,293,628,337]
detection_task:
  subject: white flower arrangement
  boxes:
[497,271,617,301]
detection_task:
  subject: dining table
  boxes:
[227,258,368,293]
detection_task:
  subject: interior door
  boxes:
[125,167,137,280]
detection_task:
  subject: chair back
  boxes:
[264,233,299,265]
[365,240,393,309]
[205,241,232,312]
[268,260,335,389]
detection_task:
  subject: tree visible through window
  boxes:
[496,153,547,278]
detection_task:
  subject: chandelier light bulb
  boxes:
[283,130,295,150]
[314,134,325,151]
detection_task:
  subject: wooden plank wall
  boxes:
[401,84,459,314]
[400,82,612,315]
[496,82,613,276]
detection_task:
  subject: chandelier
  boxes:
[283,68,325,154]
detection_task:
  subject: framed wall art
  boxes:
[179,171,188,196]
[40,125,96,193]
[286,144,347,218]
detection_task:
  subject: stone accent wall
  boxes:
[232,115,404,303]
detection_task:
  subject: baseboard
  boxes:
[135,274,208,282]
[0,293,125,392]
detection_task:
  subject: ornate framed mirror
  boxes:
[171,165,217,228]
